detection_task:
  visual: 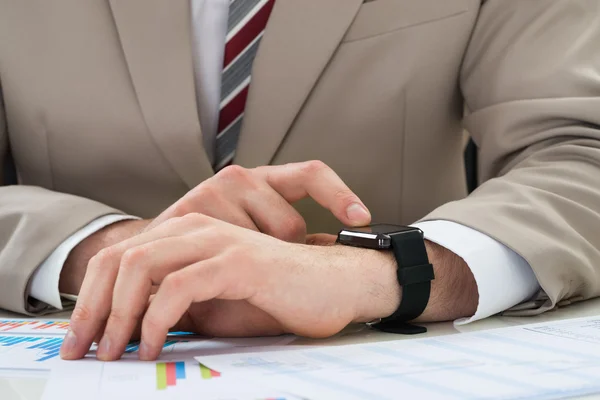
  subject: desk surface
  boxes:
[2,299,600,400]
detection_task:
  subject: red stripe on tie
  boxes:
[218,85,249,133]
[223,0,275,68]
[166,362,177,387]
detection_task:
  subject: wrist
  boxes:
[418,240,478,322]
[59,219,150,295]
[351,240,478,324]
[350,247,401,324]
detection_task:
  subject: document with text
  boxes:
[196,316,600,400]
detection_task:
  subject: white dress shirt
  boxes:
[30,0,541,322]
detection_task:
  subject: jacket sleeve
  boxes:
[420,0,600,315]
[0,80,125,315]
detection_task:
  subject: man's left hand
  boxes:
[59,213,404,361]
[60,216,479,362]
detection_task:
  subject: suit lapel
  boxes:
[108,0,214,188]
[235,0,363,168]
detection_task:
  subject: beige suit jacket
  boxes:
[1,0,599,315]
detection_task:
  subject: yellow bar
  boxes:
[156,362,167,390]
[199,363,212,380]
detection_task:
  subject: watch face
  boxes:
[348,224,415,235]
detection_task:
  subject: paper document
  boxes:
[0,317,294,383]
[196,316,600,400]
[0,319,69,377]
[41,335,297,400]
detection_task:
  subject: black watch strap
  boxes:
[372,230,434,334]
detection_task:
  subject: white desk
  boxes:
[2,299,600,400]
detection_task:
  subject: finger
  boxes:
[243,185,307,243]
[139,259,232,361]
[61,214,211,360]
[306,233,338,246]
[146,191,257,232]
[254,161,371,227]
[209,166,306,242]
[96,236,213,361]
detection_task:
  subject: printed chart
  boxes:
[0,318,210,378]
[0,320,69,335]
[155,361,221,390]
[0,334,182,377]
[43,336,299,400]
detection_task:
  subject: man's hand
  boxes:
[147,161,372,242]
[60,214,478,362]
[59,161,369,295]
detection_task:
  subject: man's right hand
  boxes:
[147,161,372,242]
[59,161,371,296]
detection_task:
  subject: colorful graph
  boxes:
[155,361,222,390]
[0,335,63,362]
[156,361,186,390]
[0,320,69,334]
[199,363,221,380]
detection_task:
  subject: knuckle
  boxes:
[217,165,250,182]
[192,183,220,202]
[120,247,148,272]
[181,212,206,225]
[275,214,306,241]
[302,160,328,176]
[287,214,307,236]
[71,304,92,324]
[106,309,128,324]
[142,313,163,335]
[162,272,185,292]
[93,246,120,266]
[170,201,191,218]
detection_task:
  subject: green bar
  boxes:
[199,363,212,380]
[156,362,167,390]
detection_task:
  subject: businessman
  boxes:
[1,0,599,361]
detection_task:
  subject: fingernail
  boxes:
[60,330,77,358]
[346,203,370,224]
[97,335,112,360]
[139,341,151,361]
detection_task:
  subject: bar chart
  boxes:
[0,319,69,335]
[0,335,63,362]
[156,361,186,390]
[199,363,221,380]
[155,361,222,389]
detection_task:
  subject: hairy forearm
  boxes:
[59,219,151,295]
[353,240,479,323]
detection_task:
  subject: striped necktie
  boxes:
[214,0,276,171]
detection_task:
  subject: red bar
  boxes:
[4,323,19,331]
[166,362,177,387]
[210,369,221,378]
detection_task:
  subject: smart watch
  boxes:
[337,224,434,334]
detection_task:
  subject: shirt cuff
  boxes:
[411,220,541,325]
[28,214,139,310]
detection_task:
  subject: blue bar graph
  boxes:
[0,335,64,362]
[0,334,184,363]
